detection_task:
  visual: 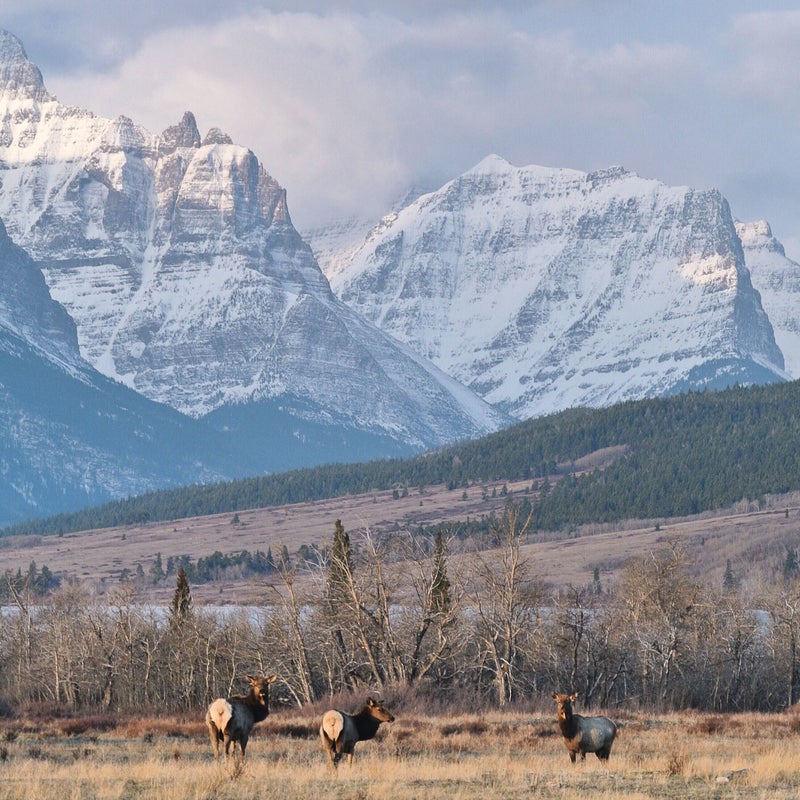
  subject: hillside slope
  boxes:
[5,378,799,539]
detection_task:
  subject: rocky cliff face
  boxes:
[0,215,79,369]
[736,220,800,379]
[0,217,257,527]
[0,30,506,457]
[319,155,787,419]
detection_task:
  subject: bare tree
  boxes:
[401,529,461,688]
[463,503,543,705]
[265,553,316,705]
[4,571,35,704]
[615,542,700,708]
[689,590,760,711]
[763,582,800,709]
[545,586,621,704]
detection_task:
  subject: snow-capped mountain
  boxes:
[0,217,260,527]
[736,220,800,379]
[318,155,787,419]
[0,30,507,460]
[305,187,432,282]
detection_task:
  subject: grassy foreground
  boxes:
[1,708,799,799]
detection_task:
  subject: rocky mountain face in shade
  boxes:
[315,155,788,419]
[0,217,261,527]
[0,30,507,475]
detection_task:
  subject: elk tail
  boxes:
[207,699,233,732]
[321,710,345,750]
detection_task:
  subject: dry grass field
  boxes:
[2,478,800,601]
[0,478,536,601]
[1,707,799,799]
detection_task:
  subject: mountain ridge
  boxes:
[736,219,800,379]
[5,376,799,542]
[0,30,507,459]
[314,154,788,419]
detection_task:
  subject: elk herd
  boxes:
[205,675,617,768]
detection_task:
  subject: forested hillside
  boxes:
[4,379,799,538]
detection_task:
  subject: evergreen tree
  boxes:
[723,559,737,590]
[431,529,451,614]
[150,552,165,585]
[593,566,602,595]
[327,519,352,605]
[784,548,799,580]
[170,567,193,624]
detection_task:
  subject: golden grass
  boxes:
[1,709,799,799]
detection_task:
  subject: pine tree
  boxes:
[723,559,737,590]
[593,566,602,595]
[150,552,165,585]
[785,547,799,580]
[431,529,451,614]
[170,567,193,624]
[327,519,352,605]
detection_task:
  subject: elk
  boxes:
[552,692,617,763]
[206,674,277,763]
[319,696,395,768]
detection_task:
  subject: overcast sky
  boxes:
[4,1,800,257]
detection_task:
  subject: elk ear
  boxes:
[268,675,277,683]
[246,675,256,684]
[366,697,376,707]
[551,692,558,699]
[570,692,579,701]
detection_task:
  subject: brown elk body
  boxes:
[319,696,395,768]
[206,674,277,762]
[552,692,617,763]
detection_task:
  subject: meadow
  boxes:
[1,707,799,800]
[4,476,799,604]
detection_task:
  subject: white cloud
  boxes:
[26,5,799,259]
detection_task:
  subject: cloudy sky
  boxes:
[4,1,800,257]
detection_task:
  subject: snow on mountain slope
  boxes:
[0,217,263,527]
[321,155,787,419]
[0,31,507,455]
[736,220,800,379]
[306,187,431,283]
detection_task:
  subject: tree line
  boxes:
[3,509,800,717]
[4,379,800,540]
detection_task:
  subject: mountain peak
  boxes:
[202,127,233,146]
[160,110,201,152]
[735,219,785,256]
[0,30,51,102]
[325,159,786,419]
[587,165,632,185]
[471,154,514,173]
